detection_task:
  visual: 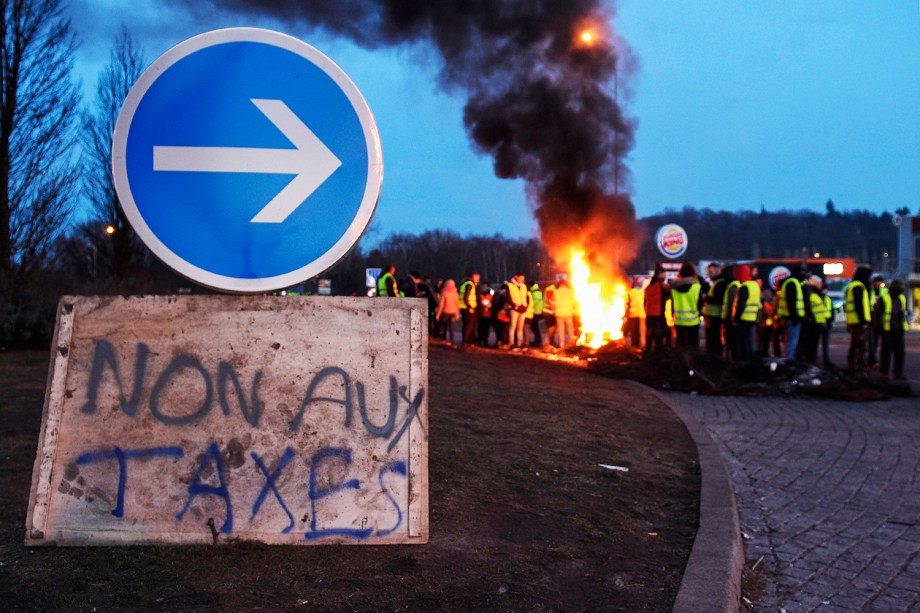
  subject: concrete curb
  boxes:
[631,384,744,613]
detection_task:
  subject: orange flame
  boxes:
[569,250,628,349]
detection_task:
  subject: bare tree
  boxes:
[82,26,146,284]
[367,230,548,287]
[0,0,81,294]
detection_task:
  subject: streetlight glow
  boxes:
[105,224,116,235]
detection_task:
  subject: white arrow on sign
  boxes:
[152,99,342,223]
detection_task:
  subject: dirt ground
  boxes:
[0,345,699,612]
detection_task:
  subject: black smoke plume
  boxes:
[197,0,639,274]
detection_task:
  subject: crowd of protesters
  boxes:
[377,261,911,378]
[375,263,576,351]
[625,261,912,379]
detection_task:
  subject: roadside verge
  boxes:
[632,384,744,613]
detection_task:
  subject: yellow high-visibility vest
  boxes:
[377,272,396,297]
[777,277,804,318]
[845,281,871,325]
[879,293,908,332]
[722,280,740,321]
[459,280,477,309]
[672,282,701,326]
[737,280,761,323]
[809,291,829,325]
[702,278,724,318]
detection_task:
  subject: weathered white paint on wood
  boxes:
[25,295,428,546]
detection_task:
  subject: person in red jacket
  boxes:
[644,265,671,354]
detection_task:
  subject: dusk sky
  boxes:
[69,1,920,241]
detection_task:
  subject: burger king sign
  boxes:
[656,224,688,259]
[768,266,792,291]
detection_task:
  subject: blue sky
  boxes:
[69,1,920,240]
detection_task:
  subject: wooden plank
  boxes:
[26,300,76,540]
[408,307,428,538]
[25,295,428,546]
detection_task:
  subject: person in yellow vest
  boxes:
[801,275,830,364]
[731,264,761,359]
[506,272,531,350]
[554,279,577,349]
[721,268,741,360]
[703,262,727,356]
[665,292,676,345]
[670,262,703,351]
[376,264,399,297]
[529,282,544,348]
[844,266,873,372]
[523,279,536,346]
[875,278,909,380]
[625,276,646,349]
[867,274,887,369]
[458,272,480,347]
[776,268,806,359]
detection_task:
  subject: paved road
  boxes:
[825,331,920,383]
[667,392,920,612]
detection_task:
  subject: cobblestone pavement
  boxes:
[665,392,920,612]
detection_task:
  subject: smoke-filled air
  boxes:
[199,0,640,275]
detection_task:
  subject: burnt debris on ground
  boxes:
[585,345,912,401]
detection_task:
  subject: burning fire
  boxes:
[568,250,628,349]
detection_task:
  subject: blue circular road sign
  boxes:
[113,28,383,293]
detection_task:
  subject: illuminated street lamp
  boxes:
[94,224,117,279]
[574,21,601,49]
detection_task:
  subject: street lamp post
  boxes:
[93,224,117,282]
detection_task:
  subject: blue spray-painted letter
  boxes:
[306,447,372,540]
[177,442,232,533]
[250,447,295,533]
[77,445,183,517]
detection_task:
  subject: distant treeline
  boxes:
[0,204,908,348]
[631,202,903,274]
[360,203,905,287]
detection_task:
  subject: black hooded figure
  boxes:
[878,279,908,379]
[791,267,809,360]
[867,273,886,367]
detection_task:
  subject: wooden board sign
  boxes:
[25,295,428,546]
